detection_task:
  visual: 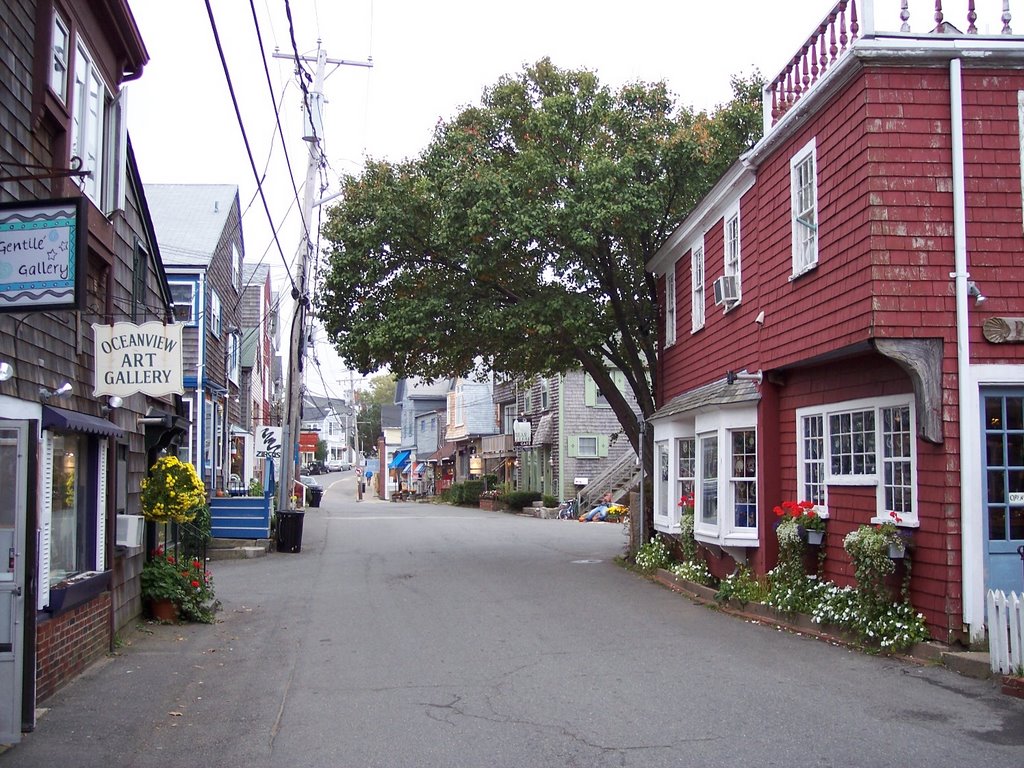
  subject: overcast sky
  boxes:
[125,0,953,398]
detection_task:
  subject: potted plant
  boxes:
[140,455,208,524]
[773,500,826,545]
[140,547,185,622]
[878,511,910,558]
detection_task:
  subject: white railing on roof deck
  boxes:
[988,589,1024,675]
[763,1,1017,130]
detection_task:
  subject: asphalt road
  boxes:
[4,478,1023,767]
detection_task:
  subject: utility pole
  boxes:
[274,45,372,514]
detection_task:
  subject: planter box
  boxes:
[479,498,508,511]
[47,570,111,614]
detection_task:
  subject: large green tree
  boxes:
[318,59,762,457]
[356,374,396,456]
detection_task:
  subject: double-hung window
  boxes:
[70,38,126,213]
[169,281,196,324]
[209,290,222,337]
[790,137,818,277]
[664,270,676,346]
[796,396,916,524]
[724,209,742,306]
[691,241,705,332]
[50,12,70,103]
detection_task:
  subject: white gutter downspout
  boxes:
[949,57,984,643]
[197,272,207,482]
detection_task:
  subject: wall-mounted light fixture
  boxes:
[101,395,123,414]
[40,382,73,400]
[0,361,13,382]
[967,280,986,305]
[726,370,763,385]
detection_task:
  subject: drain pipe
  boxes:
[948,57,983,643]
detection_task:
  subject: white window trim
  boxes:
[796,394,918,526]
[790,136,818,279]
[1018,91,1024,231]
[664,269,677,347]
[577,436,599,458]
[50,11,70,103]
[169,280,197,325]
[651,407,757,545]
[723,205,742,311]
[38,431,108,606]
[654,440,671,530]
[691,238,705,333]
[210,290,222,337]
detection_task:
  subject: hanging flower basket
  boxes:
[140,455,207,524]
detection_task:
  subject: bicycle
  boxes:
[557,498,578,520]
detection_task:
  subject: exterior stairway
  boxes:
[577,450,639,512]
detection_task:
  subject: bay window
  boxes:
[652,407,758,543]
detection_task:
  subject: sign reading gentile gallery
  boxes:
[0,197,86,313]
[92,322,184,397]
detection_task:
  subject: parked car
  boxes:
[304,460,326,475]
[325,459,344,472]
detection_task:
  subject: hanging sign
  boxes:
[0,197,86,313]
[256,427,283,460]
[513,418,532,445]
[983,317,1024,343]
[92,321,184,397]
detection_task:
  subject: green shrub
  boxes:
[715,566,767,607]
[462,480,485,505]
[542,494,557,508]
[634,536,672,571]
[505,491,542,510]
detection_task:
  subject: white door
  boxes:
[0,421,26,743]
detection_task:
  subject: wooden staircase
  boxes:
[577,451,639,512]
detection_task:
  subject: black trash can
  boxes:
[307,486,323,508]
[277,510,305,553]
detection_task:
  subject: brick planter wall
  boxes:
[35,592,112,703]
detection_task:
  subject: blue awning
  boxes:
[42,405,124,438]
[388,450,411,469]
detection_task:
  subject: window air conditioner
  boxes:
[713,275,739,305]
[115,514,145,548]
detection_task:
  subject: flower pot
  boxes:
[806,529,825,546]
[888,541,906,559]
[148,597,179,622]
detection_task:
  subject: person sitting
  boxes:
[580,493,613,522]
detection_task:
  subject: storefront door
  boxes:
[0,421,27,743]
[982,391,1024,596]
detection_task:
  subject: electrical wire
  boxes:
[203,0,299,297]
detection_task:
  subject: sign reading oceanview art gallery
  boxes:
[0,197,86,313]
[92,322,184,397]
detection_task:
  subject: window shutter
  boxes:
[37,432,53,611]
[584,376,596,407]
[96,440,108,571]
[567,437,578,458]
[598,435,609,457]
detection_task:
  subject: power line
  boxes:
[203,0,298,297]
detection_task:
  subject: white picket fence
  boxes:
[988,590,1024,675]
